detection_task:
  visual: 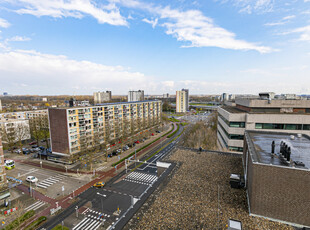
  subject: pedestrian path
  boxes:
[123,172,157,185]
[73,209,108,230]
[96,166,107,171]
[36,174,67,189]
[25,200,46,211]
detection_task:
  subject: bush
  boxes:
[52,224,70,230]
[5,210,35,230]
[24,216,47,230]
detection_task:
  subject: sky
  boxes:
[0,0,310,95]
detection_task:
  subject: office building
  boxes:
[243,130,310,227]
[128,90,144,102]
[176,89,189,113]
[0,134,10,204]
[94,91,112,104]
[217,93,310,152]
[49,100,162,158]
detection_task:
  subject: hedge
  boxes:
[112,124,175,167]
[52,225,70,230]
[24,216,47,230]
[5,210,35,230]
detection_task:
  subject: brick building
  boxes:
[243,130,310,227]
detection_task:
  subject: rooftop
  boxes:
[246,131,310,170]
[220,105,245,113]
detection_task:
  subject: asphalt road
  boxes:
[40,124,184,230]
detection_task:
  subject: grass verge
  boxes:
[4,210,35,230]
[24,216,47,230]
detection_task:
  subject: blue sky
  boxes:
[0,0,310,95]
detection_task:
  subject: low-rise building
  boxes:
[48,100,162,158]
[0,119,31,143]
[0,110,47,120]
[243,130,310,228]
[217,94,310,152]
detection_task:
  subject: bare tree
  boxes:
[15,122,30,154]
[1,124,16,152]
[29,116,44,145]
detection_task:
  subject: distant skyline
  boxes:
[0,0,310,95]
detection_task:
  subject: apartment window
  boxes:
[218,114,245,128]
[218,123,244,140]
[229,146,243,152]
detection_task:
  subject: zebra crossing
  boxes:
[36,174,67,189]
[25,201,46,211]
[95,166,107,171]
[123,172,157,185]
[73,209,109,230]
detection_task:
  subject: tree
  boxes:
[162,101,171,112]
[29,116,44,145]
[40,115,50,148]
[1,124,16,152]
[14,122,30,154]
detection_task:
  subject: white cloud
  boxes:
[142,18,158,28]
[157,6,272,53]
[265,15,295,26]
[6,36,31,42]
[0,49,151,94]
[11,0,128,26]
[282,25,310,42]
[219,0,274,14]
[0,18,11,28]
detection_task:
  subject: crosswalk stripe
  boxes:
[37,184,48,189]
[85,219,99,230]
[74,218,92,230]
[92,222,102,230]
[25,201,45,211]
[72,217,88,230]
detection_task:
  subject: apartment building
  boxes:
[0,99,2,111]
[217,93,310,152]
[176,89,189,113]
[0,110,47,120]
[49,100,162,157]
[0,134,10,203]
[94,91,112,104]
[243,130,310,227]
[128,90,144,102]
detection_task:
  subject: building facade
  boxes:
[217,95,310,152]
[0,119,31,143]
[49,100,162,156]
[0,110,47,120]
[0,134,10,204]
[243,130,310,227]
[94,91,112,104]
[128,90,144,102]
[176,89,189,113]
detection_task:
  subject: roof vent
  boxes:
[297,133,302,138]
[290,135,295,140]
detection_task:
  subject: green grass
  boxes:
[112,125,175,167]
[52,225,70,230]
[169,118,180,122]
[167,124,180,138]
[181,122,188,126]
[24,216,47,230]
[5,210,35,230]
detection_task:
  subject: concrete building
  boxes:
[0,134,10,205]
[243,130,310,228]
[48,100,162,159]
[94,91,112,104]
[128,90,144,102]
[0,99,2,111]
[176,89,189,113]
[0,110,47,120]
[217,94,310,152]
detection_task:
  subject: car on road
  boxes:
[4,160,15,170]
[93,181,105,188]
[26,176,38,183]
[14,149,21,154]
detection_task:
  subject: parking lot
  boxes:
[6,161,92,199]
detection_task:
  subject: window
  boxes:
[256,123,304,130]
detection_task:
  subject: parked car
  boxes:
[29,141,37,145]
[156,130,161,133]
[32,145,39,148]
[128,144,132,147]
[26,176,38,183]
[135,140,140,144]
[123,147,127,151]
[39,146,45,151]
[106,147,111,151]
[151,133,154,136]
[13,149,21,154]
[107,153,112,158]
[116,149,121,153]
[93,181,105,188]
[112,150,117,156]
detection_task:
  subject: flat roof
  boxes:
[246,131,310,169]
[221,105,245,113]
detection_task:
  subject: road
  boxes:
[40,124,184,230]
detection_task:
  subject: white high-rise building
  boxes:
[94,91,112,104]
[128,90,144,102]
[176,89,189,113]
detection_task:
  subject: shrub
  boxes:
[24,216,47,230]
[52,224,70,230]
[5,210,35,230]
